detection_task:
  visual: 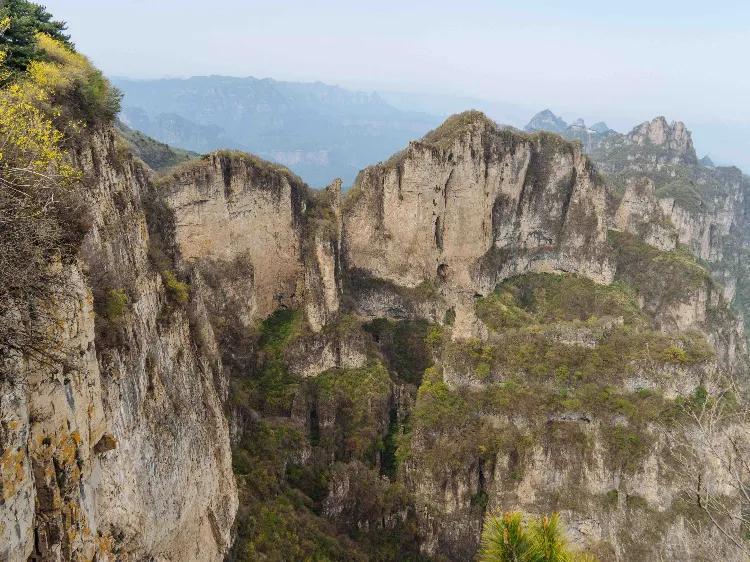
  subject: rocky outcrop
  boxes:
[525,111,617,153]
[524,109,569,134]
[159,152,308,319]
[527,109,750,332]
[1,128,236,561]
[343,112,613,337]
[304,180,344,332]
[626,116,697,164]
[613,177,677,251]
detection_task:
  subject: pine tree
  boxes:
[0,0,72,76]
[479,512,598,562]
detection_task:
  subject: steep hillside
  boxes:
[526,109,750,335]
[0,20,235,562]
[115,120,197,170]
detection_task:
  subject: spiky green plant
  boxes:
[479,512,598,562]
[479,512,532,562]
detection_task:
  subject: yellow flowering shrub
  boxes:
[0,33,87,311]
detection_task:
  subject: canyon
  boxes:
[2,40,750,562]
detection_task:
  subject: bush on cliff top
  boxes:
[477,273,643,329]
[422,109,494,149]
[28,32,121,125]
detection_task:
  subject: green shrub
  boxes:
[363,318,434,385]
[104,288,128,322]
[604,489,619,507]
[161,269,190,303]
[313,363,392,461]
[471,490,489,511]
[258,308,303,354]
[30,33,121,126]
[443,307,456,326]
[425,324,444,349]
[413,366,468,429]
[661,345,688,364]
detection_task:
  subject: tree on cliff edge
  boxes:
[0,0,71,77]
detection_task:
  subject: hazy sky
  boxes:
[44,1,750,154]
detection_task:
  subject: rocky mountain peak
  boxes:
[419,110,495,148]
[627,116,697,163]
[524,109,568,133]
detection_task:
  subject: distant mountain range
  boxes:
[113,76,441,186]
[113,76,748,185]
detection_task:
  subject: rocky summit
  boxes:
[2,8,750,562]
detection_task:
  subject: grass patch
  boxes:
[421,110,495,150]
[609,230,711,308]
[477,273,643,329]
[231,309,304,416]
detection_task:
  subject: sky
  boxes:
[44,0,750,166]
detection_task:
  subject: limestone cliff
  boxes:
[158,151,308,319]
[1,128,236,561]
[343,112,613,337]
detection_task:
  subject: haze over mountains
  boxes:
[114,75,748,186]
[113,76,441,186]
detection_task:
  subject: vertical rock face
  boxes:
[2,268,107,562]
[160,152,308,319]
[304,180,344,332]
[343,112,613,336]
[80,131,237,562]
[613,177,678,251]
[1,128,236,561]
